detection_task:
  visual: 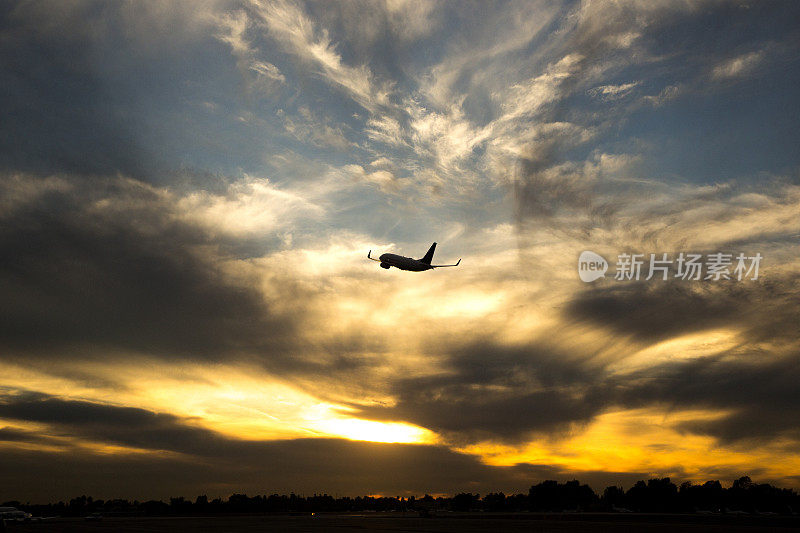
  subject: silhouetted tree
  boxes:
[602,485,626,510]
[624,478,678,512]
[10,475,800,517]
[529,480,597,511]
[679,480,723,512]
[451,492,479,511]
[483,492,506,512]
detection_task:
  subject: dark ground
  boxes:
[5,513,800,533]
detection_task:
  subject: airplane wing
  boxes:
[367,250,381,261]
[431,258,461,268]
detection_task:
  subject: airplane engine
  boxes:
[380,263,390,269]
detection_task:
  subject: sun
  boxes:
[313,417,436,444]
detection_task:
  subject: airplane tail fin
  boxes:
[419,242,437,264]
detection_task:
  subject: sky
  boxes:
[1,0,799,502]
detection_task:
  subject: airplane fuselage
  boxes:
[368,242,459,271]
[378,253,433,271]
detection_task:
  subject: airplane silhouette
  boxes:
[367,242,461,271]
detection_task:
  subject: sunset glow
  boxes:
[1,0,799,503]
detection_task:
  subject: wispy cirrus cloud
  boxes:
[711,50,765,81]
[246,0,392,112]
[216,10,286,96]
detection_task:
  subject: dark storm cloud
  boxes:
[560,274,800,443]
[0,174,296,361]
[617,351,800,445]
[0,426,49,444]
[0,390,245,456]
[0,389,646,500]
[357,385,602,444]
[565,282,744,342]
[351,342,606,442]
[350,270,800,445]
[564,276,800,343]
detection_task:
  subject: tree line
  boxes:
[6,476,799,517]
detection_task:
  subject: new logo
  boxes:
[578,251,608,282]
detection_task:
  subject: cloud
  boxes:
[711,50,764,80]
[343,164,402,194]
[278,107,352,150]
[216,9,286,96]
[348,339,605,444]
[176,173,325,238]
[0,390,243,456]
[365,114,408,148]
[564,282,746,343]
[509,0,800,233]
[345,257,800,446]
[382,0,439,41]
[558,265,800,445]
[417,2,560,109]
[247,0,392,112]
[304,0,441,59]
[2,0,800,501]
[0,173,299,363]
[617,349,800,445]
[643,84,682,106]
[588,82,639,101]
[0,389,647,500]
